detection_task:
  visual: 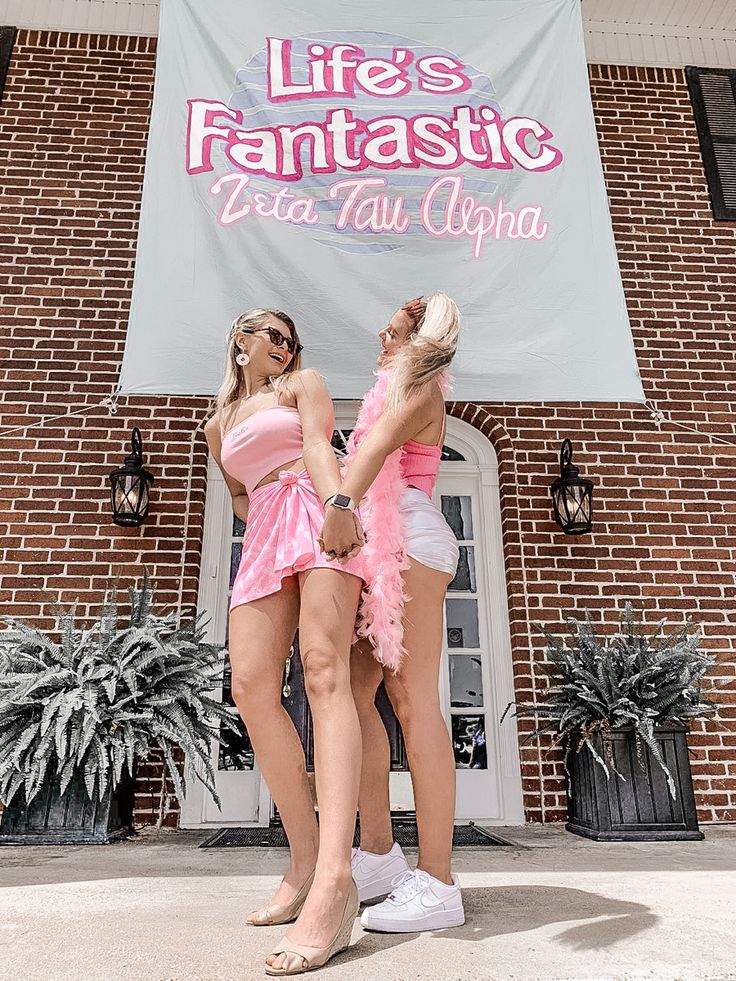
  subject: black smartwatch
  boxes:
[326,493,357,511]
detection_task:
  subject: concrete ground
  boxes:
[0,824,734,981]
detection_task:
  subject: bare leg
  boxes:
[267,568,363,971]
[229,576,319,910]
[350,640,394,854]
[384,559,455,884]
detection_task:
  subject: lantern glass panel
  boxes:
[554,480,592,532]
[114,476,142,512]
[115,476,141,508]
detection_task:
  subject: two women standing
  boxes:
[204,294,462,975]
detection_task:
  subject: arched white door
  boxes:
[182,407,523,827]
[432,415,524,823]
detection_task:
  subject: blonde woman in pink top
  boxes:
[319,293,465,934]
[205,309,366,975]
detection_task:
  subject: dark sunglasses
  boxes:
[252,326,302,356]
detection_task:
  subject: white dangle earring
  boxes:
[236,350,250,366]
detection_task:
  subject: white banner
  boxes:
[119,0,644,402]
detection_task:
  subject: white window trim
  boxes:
[438,414,525,824]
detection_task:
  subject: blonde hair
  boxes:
[385,292,460,412]
[214,308,302,432]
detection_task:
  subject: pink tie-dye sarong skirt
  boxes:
[229,469,369,611]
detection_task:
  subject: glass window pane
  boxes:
[232,515,245,538]
[445,598,479,648]
[449,655,484,708]
[441,495,474,540]
[451,715,487,769]
[331,429,353,458]
[221,652,234,706]
[449,546,476,592]
[218,714,255,771]
[230,542,242,588]
[441,446,465,462]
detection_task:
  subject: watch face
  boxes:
[333,494,351,508]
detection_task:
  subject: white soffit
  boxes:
[583,0,736,68]
[1,0,735,68]
[0,0,161,36]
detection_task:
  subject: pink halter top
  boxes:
[400,438,442,496]
[220,406,303,496]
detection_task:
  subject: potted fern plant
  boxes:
[0,572,236,844]
[507,603,720,841]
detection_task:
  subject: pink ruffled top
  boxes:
[400,439,442,496]
[220,406,303,496]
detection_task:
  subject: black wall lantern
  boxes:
[551,439,593,535]
[109,428,154,527]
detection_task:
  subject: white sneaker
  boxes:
[351,842,411,903]
[360,868,465,933]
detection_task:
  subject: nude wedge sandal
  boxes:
[265,879,359,976]
[246,871,315,927]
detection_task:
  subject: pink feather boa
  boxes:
[345,369,410,672]
[344,368,451,673]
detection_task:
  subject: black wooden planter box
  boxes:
[566,725,703,842]
[0,767,135,845]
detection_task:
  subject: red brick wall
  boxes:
[1,35,734,824]
[0,31,205,825]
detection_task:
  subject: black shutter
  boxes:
[686,66,736,222]
[0,26,16,104]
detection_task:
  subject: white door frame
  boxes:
[180,456,270,828]
[433,416,525,824]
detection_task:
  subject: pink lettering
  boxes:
[267,38,413,102]
[209,174,319,228]
[185,101,563,182]
[420,176,548,258]
[267,38,314,100]
[328,177,411,233]
[355,49,412,97]
[502,117,564,172]
[186,100,242,175]
[416,55,471,94]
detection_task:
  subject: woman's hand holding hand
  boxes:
[318,507,365,562]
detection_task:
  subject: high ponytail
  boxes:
[385,292,460,412]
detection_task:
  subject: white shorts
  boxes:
[399,486,460,577]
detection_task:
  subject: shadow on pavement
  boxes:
[331,884,656,969]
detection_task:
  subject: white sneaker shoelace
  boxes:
[386,869,431,905]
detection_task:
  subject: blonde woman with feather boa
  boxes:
[319,292,464,933]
